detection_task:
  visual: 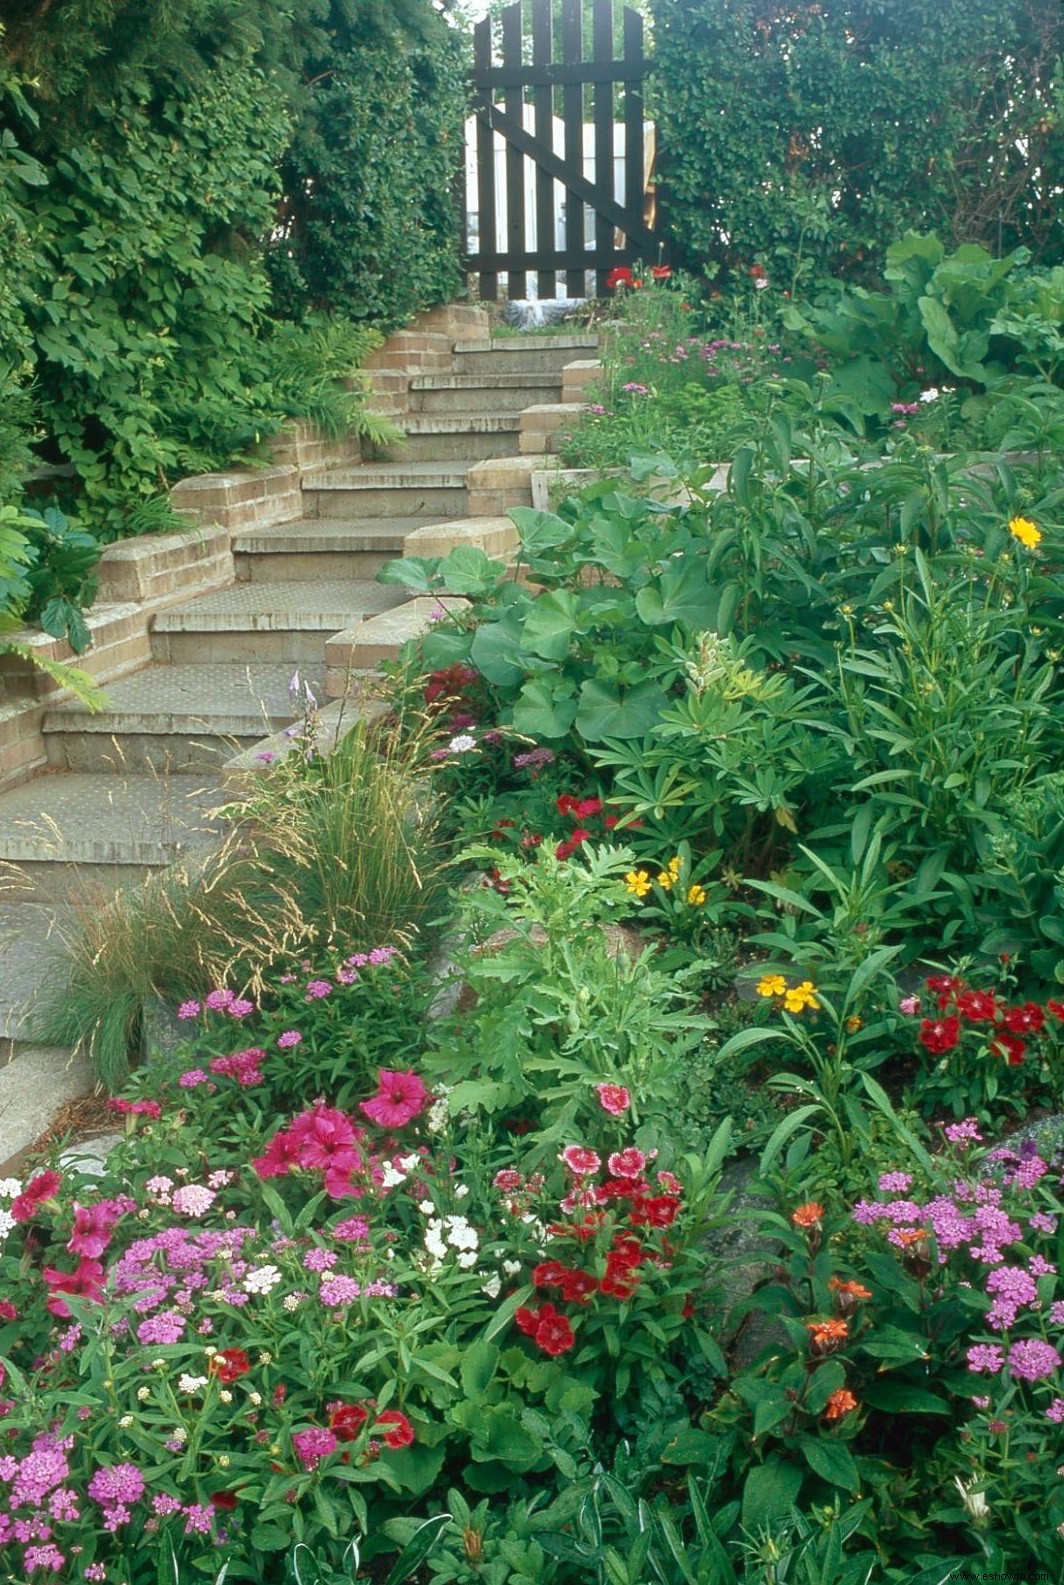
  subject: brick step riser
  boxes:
[382,432,521,464]
[370,351,453,373]
[304,486,469,519]
[43,731,275,778]
[409,387,560,416]
[451,350,596,376]
[234,550,396,583]
[150,631,345,667]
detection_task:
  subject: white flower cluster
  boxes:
[425,1090,451,1134]
[380,1152,422,1190]
[178,1374,209,1394]
[424,1213,479,1269]
[0,1179,21,1249]
[243,1264,282,1295]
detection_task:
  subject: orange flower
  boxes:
[828,1277,872,1300]
[824,1388,859,1422]
[791,1201,825,1229]
[806,1317,849,1354]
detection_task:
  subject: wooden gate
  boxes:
[468,0,656,301]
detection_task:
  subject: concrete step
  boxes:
[150,579,407,665]
[408,374,562,415]
[0,1043,94,1172]
[451,335,600,376]
[302,462,469,520]
[325,596,471,694]
[0,899,75,1060]
[43,663,310,774]
[384,415,521,463]
[0,772,222,900]
[233,517,421,582]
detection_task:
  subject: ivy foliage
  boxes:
[0,1,465,538]
[267,0,467,328]
[649,0,1064,290]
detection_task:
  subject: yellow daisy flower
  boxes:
[783,980,820,1014]
[1008,516,1041,549]
[756,973,787,998]
[625,870,651,898]
[686,883,707,907]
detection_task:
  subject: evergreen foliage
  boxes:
[650,0,1064,289]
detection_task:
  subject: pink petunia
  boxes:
[67,1202,120,1259]
[43,1259,106,1318]
[360,1070,429,1129]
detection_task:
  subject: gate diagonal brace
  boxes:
[473,98,657,256]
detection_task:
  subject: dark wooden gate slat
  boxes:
[466,3,654,297]
[560,0,585,298]
[592,0,615,299]
[531,0,556,301]
[501,1,527,300]
[623,6,645,258]
[473,15,498,301]
[476,100,657,251]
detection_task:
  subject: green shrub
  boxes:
[651,0,1064,288]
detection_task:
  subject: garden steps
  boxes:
[0,319,587,1129]
[0,900,75,1061]
[301,461,470,520]
[407,373,562,416]
[383,414,522,463]
[149,578,407,666]
[0,771,222,901]
[450,334,600,376]
[232,517,423,582]
[0,1044,94,1172]
[325,597,471,695]
[42,662,308,775]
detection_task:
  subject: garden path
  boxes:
[0,327,599,1166]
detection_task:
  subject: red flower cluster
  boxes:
[327,1401,414,1451]
[918,975,1064,1067]
[553,793,620,860]
[210,1348,251,1384]
[501,1148,686,1356]
[515,1301,575,1356]
[605,266,640,291]
[423,664,482,731]
[10,1170,62,1224]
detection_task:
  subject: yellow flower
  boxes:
[625,869,651,898]
[845,1014,862,1033]
[756,973,787,998]
[686,883,707,907]
[783,980,820,1014]
[657,869,675,891]
[1008,515,1041,549]
[668,855,682,875]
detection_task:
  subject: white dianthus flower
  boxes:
[0,1179,21,1199]
[481,1273,502,1298]
[456,1250,478,1270]
[243,1265,282,1295]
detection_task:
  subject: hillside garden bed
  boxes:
[4,241,1064,1582]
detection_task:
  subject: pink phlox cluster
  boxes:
[111,1225,255,1319]
[985,1265,1038,1330]
[209,1048,265,1087]
[292,1428,337,1468]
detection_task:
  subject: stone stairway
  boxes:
[0,308,600,1159]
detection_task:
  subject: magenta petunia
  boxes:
[360,1070,429,1129]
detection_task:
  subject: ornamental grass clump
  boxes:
[32,716,445,1089]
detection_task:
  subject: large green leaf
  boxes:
[796,1434,860,1492]
[740,1457,802,1532]
[574,677,668,742]
[469,612,534,687]
[437,545,505,597]
[508,507,573,557]
[521,589,582,660]
[377,556,440,593]
[635,562,715,628]
[511,677,578,739]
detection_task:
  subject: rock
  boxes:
[140,995,187,1063]
[704,1154,790,1369]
